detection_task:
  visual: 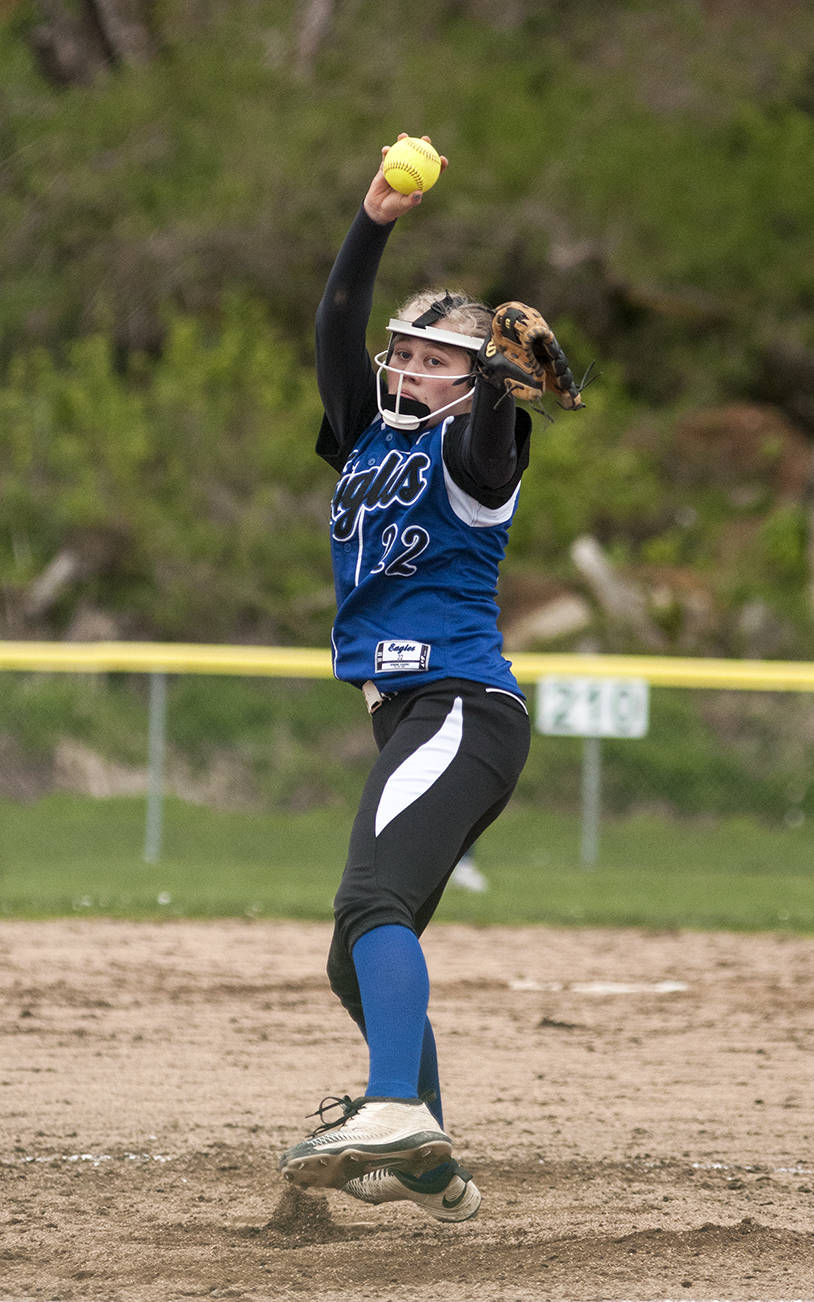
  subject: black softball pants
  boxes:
[326,676,531,1028]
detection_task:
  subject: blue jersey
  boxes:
[329,413,522,696]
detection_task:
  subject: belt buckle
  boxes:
[362,680,385,715]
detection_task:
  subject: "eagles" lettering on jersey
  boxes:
[331,450,431,543]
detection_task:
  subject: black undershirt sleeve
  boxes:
[442,383,533,509]
[315,206,392,472]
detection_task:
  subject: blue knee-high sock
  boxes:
[351,924,429,1100]
[418,1017,444,1127]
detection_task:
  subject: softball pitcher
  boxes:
[279,133,586,1221]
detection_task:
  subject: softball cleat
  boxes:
[279,1095,452,1190]
[342,1158,481,1222]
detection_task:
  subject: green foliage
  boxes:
[756,505,809,587]
[3,2,814,346]
[0,296,334,641]
[507,352,654,566]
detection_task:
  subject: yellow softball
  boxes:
[382,136,442,195]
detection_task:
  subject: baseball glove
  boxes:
[477,301,589,411]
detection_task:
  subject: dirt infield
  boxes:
[1,918,812,1302]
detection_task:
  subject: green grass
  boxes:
[0,795,346,921]
[448,805,814,932]
[1,794,812,933]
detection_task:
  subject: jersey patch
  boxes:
[375,639,431,674]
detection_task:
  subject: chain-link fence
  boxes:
[1,646,813,917]
[522,679,814,863]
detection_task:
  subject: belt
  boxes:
[362,680,393,715]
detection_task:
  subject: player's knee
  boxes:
[326,931,366,1030]
[333,880,416,946]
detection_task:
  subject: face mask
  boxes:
[374,318,483,431]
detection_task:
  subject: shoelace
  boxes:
[304,1087,440,1138]
[304,1094,364,1136]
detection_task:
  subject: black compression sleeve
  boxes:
[443,379,533,509]
[315,206,395,470]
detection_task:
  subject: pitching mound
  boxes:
[1,918,812,1301]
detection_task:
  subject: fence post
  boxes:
[580,735,601,867]
[144,671,167,864]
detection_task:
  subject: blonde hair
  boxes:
[396,288,492,344]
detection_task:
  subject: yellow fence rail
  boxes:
[1,641,814,691]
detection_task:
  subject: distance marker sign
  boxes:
[536,676,650,738]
